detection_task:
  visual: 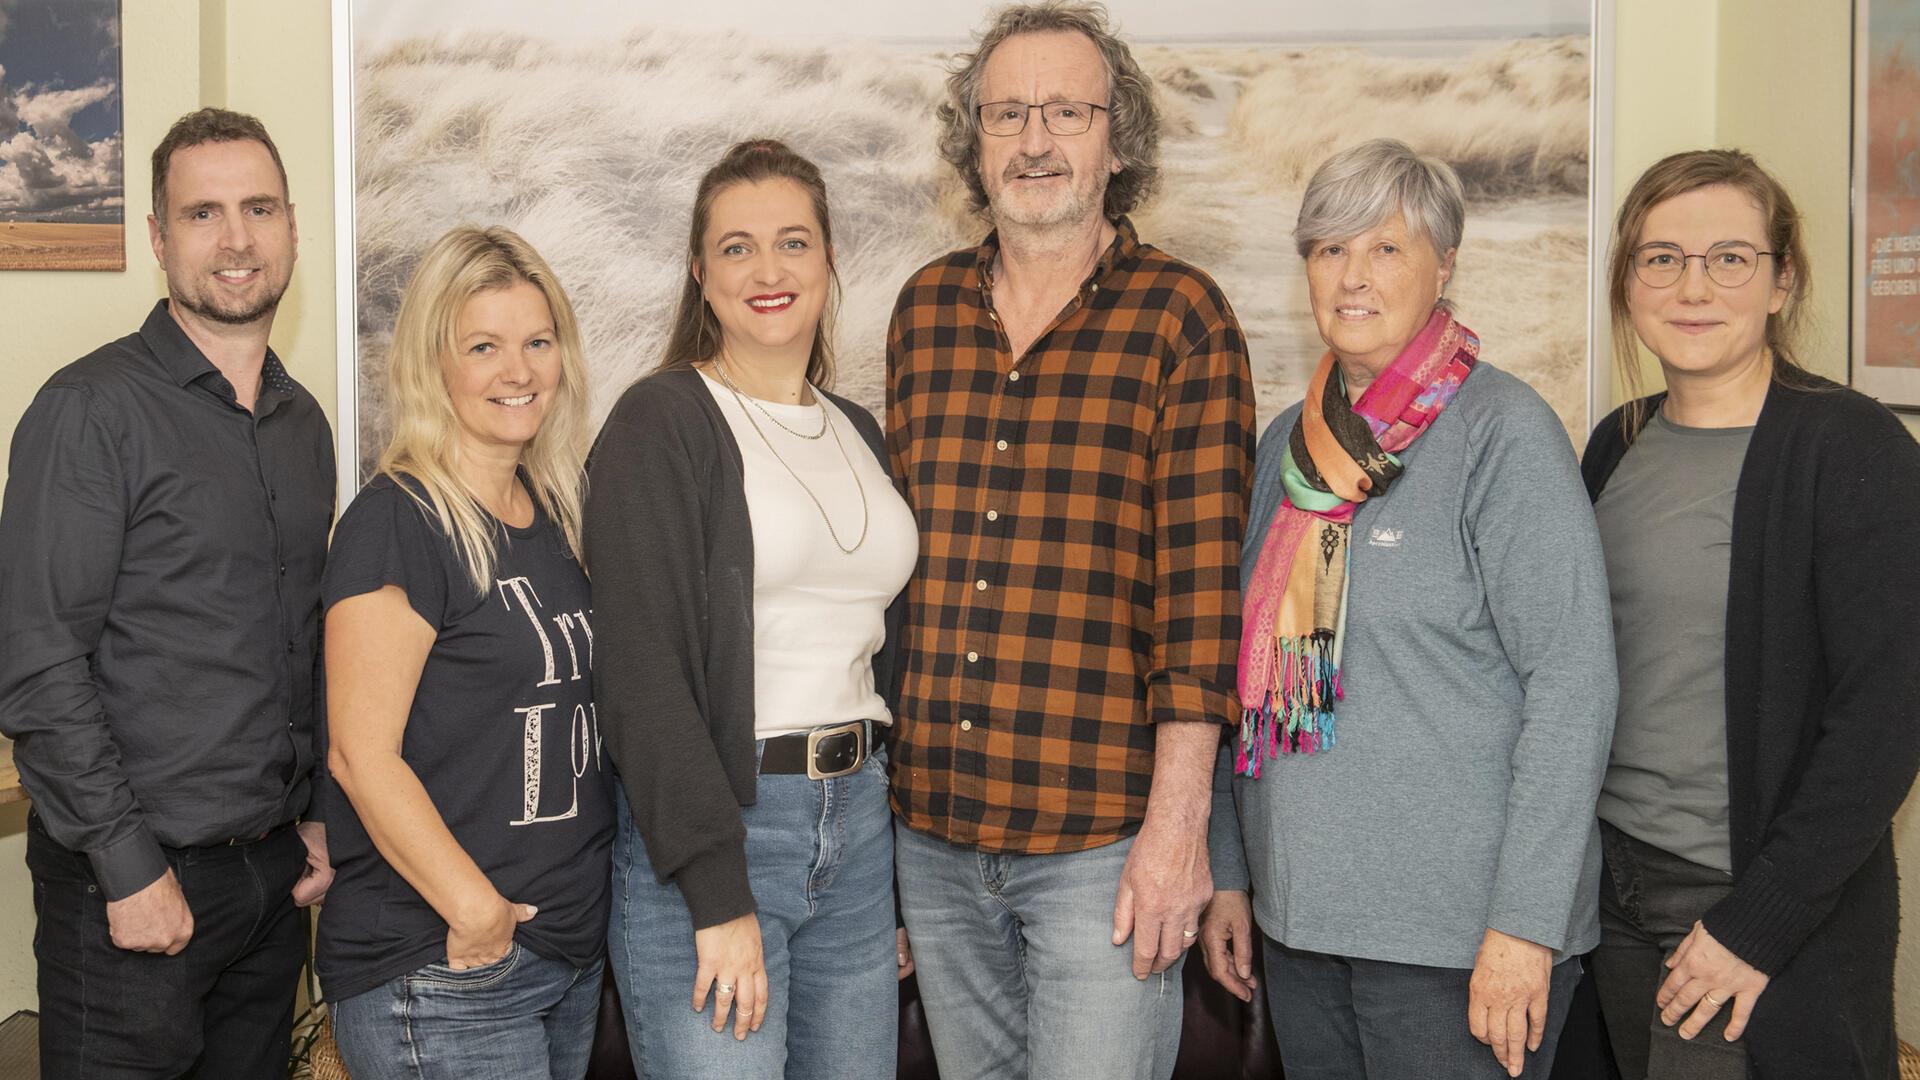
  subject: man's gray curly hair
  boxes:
[935,2,1162,220]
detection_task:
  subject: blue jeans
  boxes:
[609,745,898,1079]
[331,943,604,1080]
[1264,937,1584,1079]
[894,822,1184,1080]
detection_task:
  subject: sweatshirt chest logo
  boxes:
[1366,527,1404,549]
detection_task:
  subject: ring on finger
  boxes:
[1181,928,1199,939]
[1702,992,1723,1008]
[716,983,735,995]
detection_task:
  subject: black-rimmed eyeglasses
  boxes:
[1631,241,1778,289]
[977,100,1109,137]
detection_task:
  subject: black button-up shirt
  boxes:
[0,301,334,899]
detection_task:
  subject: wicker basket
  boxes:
[1899,1039,1920,1080]
[307,1012,352,1080]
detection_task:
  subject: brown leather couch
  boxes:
[585,936,1285,1079]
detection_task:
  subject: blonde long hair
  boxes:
[377,225,591,593]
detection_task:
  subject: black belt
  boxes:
[760,721,872,780]
[180,820,294,851]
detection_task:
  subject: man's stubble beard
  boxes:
[985,154,1112,233]
[170,268,292,327]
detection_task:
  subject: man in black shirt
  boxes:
[0,107,335,1079]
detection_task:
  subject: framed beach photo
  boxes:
[331,0,1605,504]
[0,0,125,271]
[1851,0,1920,409]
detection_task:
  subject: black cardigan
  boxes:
[584,366,900,930]
[1582,377,1920,1079]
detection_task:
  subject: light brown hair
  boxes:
[659,138,839,389]
[1608,149,1818,438]
[936,2,1161,220]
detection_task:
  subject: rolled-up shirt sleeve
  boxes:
[0,384,167,900]
[1148,321,1257,727]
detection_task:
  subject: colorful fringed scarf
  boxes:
[1235,308,1479,774]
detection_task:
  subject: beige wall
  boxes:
[0,0,336,1021]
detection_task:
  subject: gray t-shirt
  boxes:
[1594,409,1750,872]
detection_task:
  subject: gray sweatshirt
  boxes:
[1211,362,1617,968]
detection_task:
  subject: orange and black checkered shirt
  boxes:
[884,217,1255,854]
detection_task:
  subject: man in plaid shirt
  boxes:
[885,5,1255,1076]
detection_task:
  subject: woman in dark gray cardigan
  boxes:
[1583,149,1920,1079]
[585,140,917,1079]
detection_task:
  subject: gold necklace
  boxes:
[711,366,869,554]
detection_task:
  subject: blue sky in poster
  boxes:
[0,0,123,223]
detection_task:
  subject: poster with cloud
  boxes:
[0,0,123,271]
[1853,0,1920,409]
[338,0,1595,481]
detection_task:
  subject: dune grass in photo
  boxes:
[0,222,124,271]
[352,28,1592,472]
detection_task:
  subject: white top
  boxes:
[699,370,919,739]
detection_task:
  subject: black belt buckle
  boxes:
[806,721,865,780]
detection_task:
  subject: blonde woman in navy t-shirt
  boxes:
[321,226,614,1080]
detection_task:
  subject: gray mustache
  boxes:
[1003,156,1072,181]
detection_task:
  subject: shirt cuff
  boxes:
[87,823,170,902]
[1484,910,1570,955]
[1148,671,1240,726]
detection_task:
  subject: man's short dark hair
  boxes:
[150,107,289,224]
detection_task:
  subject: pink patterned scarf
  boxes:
[1235,308,1479,774]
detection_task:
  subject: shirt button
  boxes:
[975,579,988,591]
[960,720,973,732]
[966,651,979,663]
[286,640,295,654]
[985,510,999,522]
[995,439,1009,451]
[1008,370,1021,382]
[279,564,287,576]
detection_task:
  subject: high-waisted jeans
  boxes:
[609,743,898,1079]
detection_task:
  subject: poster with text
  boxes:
[0,0,123,271]
[342,0,1594,478]
[1853,0,1920,407]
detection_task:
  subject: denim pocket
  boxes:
[411,941,523,989]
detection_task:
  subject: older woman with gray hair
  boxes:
[1198,138,1616,1079]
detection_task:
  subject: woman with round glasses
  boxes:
[584,138,917,1078]
[1582,149,1920,1079]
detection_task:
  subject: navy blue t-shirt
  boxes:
[316,475,612,1001]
